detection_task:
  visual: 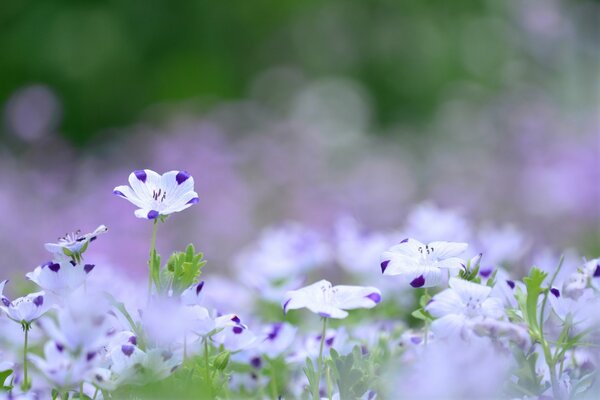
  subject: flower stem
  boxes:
[147,219,159,303]
[22,322,30,391]
[203,337,213,398]
[316,317,328,399]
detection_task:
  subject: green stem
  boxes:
[79,382,83,399]
[23,323,30,391]
[423,288,430,346]
[269,367,278,400]
[315,317,328,399]
[147,219,159,303]
[203,338,213,398]
[539,256,565,400]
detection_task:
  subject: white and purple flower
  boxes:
[0,281,51,323]
[113,169,199,220]
[26,260,94,296]
[44,225,107,261]
[380,239,468,288]
[282,280,381,319]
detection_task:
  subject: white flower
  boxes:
[426,278,504,339]
[282,279,381,319]
[113,169,199,220]
[0,281,51,323]
[380,239,468,288]
[44,225,107,260]
[212,314,257,352]
[26,260,94,296]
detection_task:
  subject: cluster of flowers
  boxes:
[0,169,598,400]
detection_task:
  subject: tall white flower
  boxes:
[425,278,504,339]
[26,260,94,296]
[0,281,51,323]
[113,169,199,220]
[44,225,107,261]
[380,239,468,288]
[282,280,381,319]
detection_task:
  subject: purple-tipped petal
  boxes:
[195,281,205,295]
[479,268,492,278]
[231,315,241,323]
[84,264,95,274]
[128,336,137,345]
[34,295,44,307]
[232,326,243,334]
[250,356,262,369]
[147,210,159,220]
[282,298,291,314]
[267,323,283,340]
[176,171,191,185]
[506,280,515,289]
[410,275,425,288]
[319,312,331,318]
[87,352,97,361]
[400,238,409,243]
[325,336,335,346]
[187,197,199,205]
[121,345,134,357]
[594,265,600,278]
[113,190,126,197]
[48,262,60,273]
[69,260,76,266]
[380,260,390,273]
[550,288,560,298]
[366,292,381,303]
[410,336,422,345]
[1,297,10,307]
[134,170,147,183]
[56,343,65,352]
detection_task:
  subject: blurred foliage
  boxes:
[0,0,595,145]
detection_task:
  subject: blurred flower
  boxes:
[212,314,257,351]
[113,169,199,220]
[0,281,51,323]
[426,278,504,339]
[256,322,297,359]
[380,239,468,288]
[282,279,381,319]
[334,216,391,275]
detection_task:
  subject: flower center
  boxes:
[152,188,167,203]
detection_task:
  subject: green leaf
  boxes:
[213,351,231,370]
[0,369,12,391]
[411,308,432,322]
[522,267,547,337]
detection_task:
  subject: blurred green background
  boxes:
[2,0,596,146]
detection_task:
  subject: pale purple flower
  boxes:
[29,340,102,389]
[257,322,297,358]
[235,223,331,301]
[403,203,472,244]
[282,279,381,319]
[113,169,199,219]
[334,216,391,275]
[44,225,107,260]
[426,278,504,339]
[380,239,468,288]
[0,281,51,323]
